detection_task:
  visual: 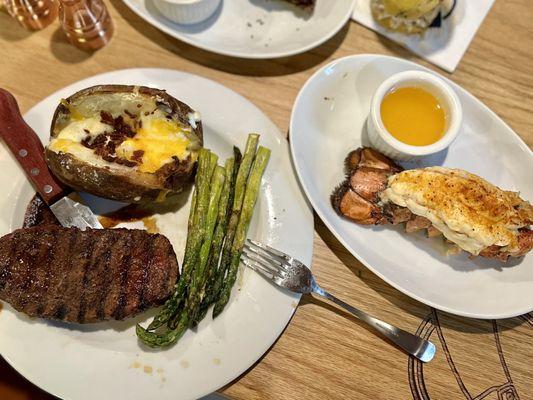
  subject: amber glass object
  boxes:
[4,0,58,30]
[58,0,113,51]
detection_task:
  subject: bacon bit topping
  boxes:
[131,150,144,163]
[82,111,139,168]
[124,109,136,119]
[100,110,114,125]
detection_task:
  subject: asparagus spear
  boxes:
[213,146,271,317]
[191,155,237,325]
[138,160,224,347]
[168,165,226,329]
[207,137,258,308]
[140,149,214,333]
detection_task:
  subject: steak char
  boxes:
[0,226,179,323]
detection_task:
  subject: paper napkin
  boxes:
[352,0,495,73]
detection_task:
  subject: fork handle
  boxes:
[312,285,436,363]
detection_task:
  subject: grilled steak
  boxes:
[0,226,179,323]
[23,194,59,228]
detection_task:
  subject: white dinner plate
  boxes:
[290,54,533,319]
[121,0,355,59]
[0,68,313,400]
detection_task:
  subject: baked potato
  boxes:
[44,85,203,203]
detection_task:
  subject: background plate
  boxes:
[0,68,313,400]
[290,54,533,319]
[121,0,355,59]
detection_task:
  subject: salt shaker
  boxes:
[58,0,114,51]
[4,0,58,30]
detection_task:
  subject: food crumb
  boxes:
[143,365,153,374]
[324,96,333,101]
[142,216,159,234]
[156,368,164,374]
[291,301,298,309]
[343,72,348,78]
[130,361,141,369]
[246,22,252,27]
[213,358,221,366]
[180,360,190,369]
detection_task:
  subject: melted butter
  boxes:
[381,86,446,146]
[61,99,84,121]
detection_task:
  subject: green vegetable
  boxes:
[139,149,215,338]
[169,165,226,329]
[192,153,239,325]
[136,134,269,348]
[213,146,270,317]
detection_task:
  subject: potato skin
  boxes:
[45,85,203,203]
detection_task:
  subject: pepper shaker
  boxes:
[4,0,58,30]
[58,0,114,51]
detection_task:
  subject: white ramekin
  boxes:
[366,70,462,161]
[153,0,221,25]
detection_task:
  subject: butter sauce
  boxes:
[380,86,446,146]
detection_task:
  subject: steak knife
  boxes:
[0,88,103,229]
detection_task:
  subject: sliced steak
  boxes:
[23,194,60,228]
[0,226,179,323]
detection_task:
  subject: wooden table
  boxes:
[1,1,532,399]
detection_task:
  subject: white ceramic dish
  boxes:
[367,70,462,160]
[121,0,355,59]
[153,0,221,25]
[0,68,314,400]
[290,54,533,320]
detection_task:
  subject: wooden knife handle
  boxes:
[0,88,66,204]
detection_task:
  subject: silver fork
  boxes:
[242,239,436,363]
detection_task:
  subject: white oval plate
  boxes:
[290,54,533,320]
[0,68,313,400]
[121,0,355,59]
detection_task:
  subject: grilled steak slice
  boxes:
[23,194,60,228]
[0,226,179,323]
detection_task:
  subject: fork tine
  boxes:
[241,258,274,280]
[241,253,284,279]
[243,243,289,272]
[242,250,278,273]
[247,239,291,261]
[242,249,288,278]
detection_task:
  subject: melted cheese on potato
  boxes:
[47,117,115,168]
[47,112,193,173]
[115,117,190,173]
[380,167,532,255]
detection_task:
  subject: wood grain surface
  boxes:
[1,0,532,399]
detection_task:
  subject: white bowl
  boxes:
[366,70,462,160]
[153,0,221,25]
